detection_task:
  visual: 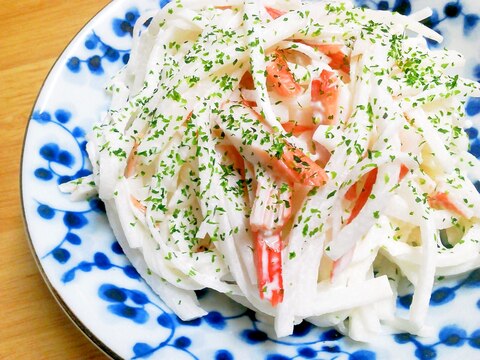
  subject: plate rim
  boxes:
[19,1,124,358]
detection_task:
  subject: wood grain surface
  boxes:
[0,1,111,359]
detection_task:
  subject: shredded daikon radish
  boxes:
[63,0,480,339]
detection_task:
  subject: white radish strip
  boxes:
[297,276,393,317]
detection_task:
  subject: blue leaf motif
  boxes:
[78,261,93,272]
[65,232,81,245]
[54,109,71,124]
[63,212,88,229]
[87,55,104,74]
[89,198,105,213]
[94,252,112,269]
[394,333,412,344]
[52,248,70,264]
[398,293,413,308]
[349,350,376,360]
[414,346,436,360]
[322,345,341,353]
[104,47,120,62]
[72,126,86,138]
[392,0,411,15]
[320,329,344,341]
[444,1,462,18]
[464,14,479,35]
[469,329,480,349]
[173,336,191,349]
[204,311,226,330]
[430,287,455,305]
[57,175,71,185]
[133,342,155,358]
[34,168,53,181]
[266,355,290,360]
[241,329,268,344]
[37,204,55,219]
[57,150,74,167]
[74,168,92,179]
[439,326,467,347]
[84,33,99,49]
[470,139,480,159]
[464,269,480,287]
[111,241,124,255]
[99,284,127,302]
[98,284,127,303]
[108,304,148,324]
[62,269,76,283]
[39,143,59,161]
[128,290,149,305]
[215,350,233,360]
[159,0,170,8]
[67,57,81,72]
[474,64,480,81]
[32,111,51,123]
[123,265,141,279]
[177,316,201,326]
[466,127,478,140]
[293,321,312,337]
[157,313,174,328]
[298,347,316,359]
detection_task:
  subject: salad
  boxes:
[62,0,480,340]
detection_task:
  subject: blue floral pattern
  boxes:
[23,0,480,359]
[67,31,131,75]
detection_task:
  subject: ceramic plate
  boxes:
[22,0,480,359]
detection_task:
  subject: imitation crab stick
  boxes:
[428,192,466,217]
[311,70,340,125]
[265,6,286,19]
[310,44,350,73]
[250,170,292,306]
[346,168,378,224]
[266,51,303,98]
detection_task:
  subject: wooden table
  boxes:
[0,1,111,358]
